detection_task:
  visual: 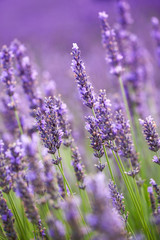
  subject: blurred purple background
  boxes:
[1,0,160,100]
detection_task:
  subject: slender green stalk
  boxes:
[11,97,23,135]
[103,145,115,182]
[7,192,27,240]
[118,76,137,150]
[113,151,153,240]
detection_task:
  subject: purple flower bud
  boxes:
[0,45,16,97]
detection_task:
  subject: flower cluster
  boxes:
[71,43,95,109]
[36,96,63,155]
[139,116,160,152]
[99,11,123,76]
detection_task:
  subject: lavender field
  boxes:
[0,0,160,239]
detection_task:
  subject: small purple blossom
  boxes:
[16,177,40,224]
[116,109,139,169]
[139,116,160,152]
[117,0,133,29]
[71,43,95,109]
[99,11,123,76]
[0,45,16,97]
[62,196,84,240]
[85,173,126,239]
[71,146,85,189]
[44,159,59,208]
[94,89,117,142]
[35,96,63,155]
[108,180,128,224]
[6,140,24,174]
[53,95,72,147]
[47,215,65,240]
[151,16,160,66]
[152,155,160,165]
[85,116,104,159]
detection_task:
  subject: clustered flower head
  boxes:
[71,146,86,189]
[85,116,104,159]
[94,89,117,142]
[53,95,72,147]
[99,11,123,76]
[108,180,128,224]
[71,43,95,109]
[47,215,65,240]
[0,45,16,97]
[139,116,160,152]
[151,16,160,66]
[61,196,84,240]
[86,173,127,240]
[116,109,139,169]
[36,96,63,155]
[117,0,133,29]
[10,39,40,111]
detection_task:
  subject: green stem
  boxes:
[103,145,115,182]
[7,192,27,240]
[118,76,137,150]
[113,151,153,240]
[11,97,23,135]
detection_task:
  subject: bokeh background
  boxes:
[0,0,160,101]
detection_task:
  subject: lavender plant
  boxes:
[0,1,159,240]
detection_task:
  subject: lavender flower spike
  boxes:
[108,180,128,224]
[86,173,126,239]
[99,11,123,76]
[16,177,40,224]
[117,0,133,29]
[0,45,16,97]
[151,17,160,67]
[0,191,17,240]
[47,215,65,240]
[62,197,84,240]
[85,116,105,171]
[94,89,117,142]
[35,96,63,155]
[139,116,160,152]
[71,43,95,109]
[71,146,86,189]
